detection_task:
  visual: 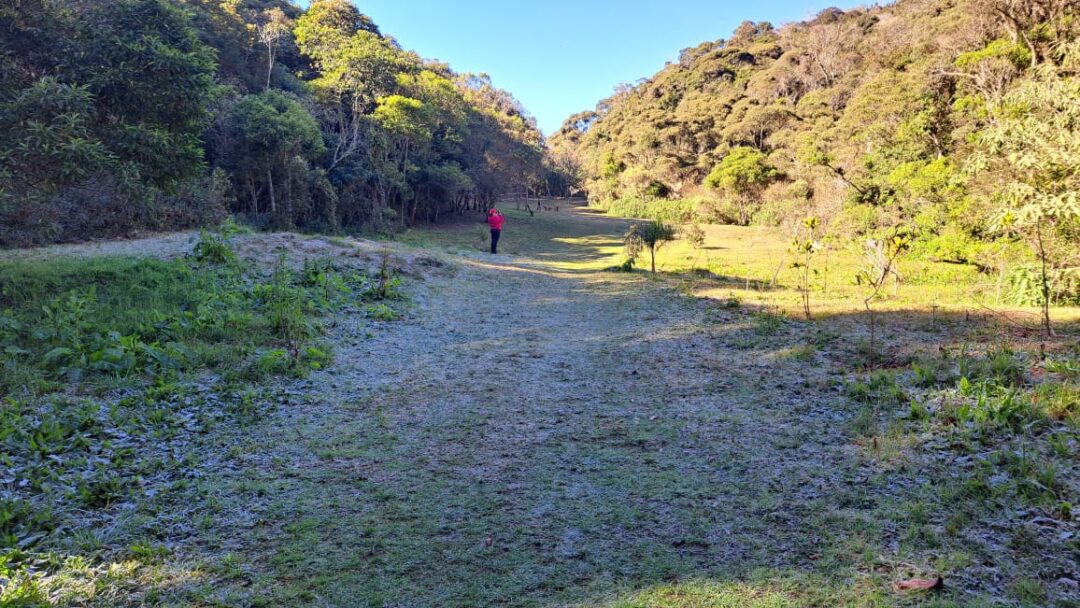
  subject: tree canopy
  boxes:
[550,0,1080,305]
[0,0,552,243]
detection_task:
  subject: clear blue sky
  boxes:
[335,1,865,134]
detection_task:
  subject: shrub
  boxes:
[833,204,880,237]
[599,196,697,223]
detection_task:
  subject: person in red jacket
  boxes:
[487,208,504,254]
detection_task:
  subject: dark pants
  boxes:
[490,229,501,254]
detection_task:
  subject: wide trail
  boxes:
[211,207,861,606]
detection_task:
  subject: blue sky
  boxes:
[338,1,865,134]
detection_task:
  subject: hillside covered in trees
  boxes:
[0,0,556,246]
[551,0,1080,310]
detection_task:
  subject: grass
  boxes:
[0,233,399,397]
[397,203,1080,328]
[3,206,1078,606]
[0,229,406,605]
[381,202,1080,607]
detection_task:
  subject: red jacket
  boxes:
[487,212,504,230]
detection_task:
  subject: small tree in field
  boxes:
[622,224,644,270]
[969,42,1080,336]
[856,230,910,364]
[636,221,676,273]
[684,223,707,271]
[791,217,821,320]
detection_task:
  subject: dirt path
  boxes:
[190,208,865,606]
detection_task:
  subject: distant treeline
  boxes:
[0,0,573,246]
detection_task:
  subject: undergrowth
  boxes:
[846,346,1080,605]
[0,229,404,604]
[0,233,398,397]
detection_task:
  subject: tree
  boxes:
[70,0,217,189]
[0,0,216,201]
[256,7,291,89]
[220,90,325,224]
[0,78,113,199]
[295,5,409,171]
[791,217,821,319]
[704,147,778,225]
[636,221,676,273]
[798,15,861,88]
[856,230,910,363]
[292,0,379,62]
[972,0,1080,67]
[373,95,433,225]
[970,43,1080,336]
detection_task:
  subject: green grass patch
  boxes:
[0,231,407,603]
[0,235,397,397]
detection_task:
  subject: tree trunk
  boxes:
[1036,219,1054,337]
[266,44,274,89]
[267,167,276,217]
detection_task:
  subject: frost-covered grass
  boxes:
[0,231,406,606]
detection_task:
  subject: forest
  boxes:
[1,1,1079,607]
[550,0,1080,324]
[0,0,561,246]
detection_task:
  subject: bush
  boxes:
[832,203,880,237]
[597,196,697,223]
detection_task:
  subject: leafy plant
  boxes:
[791,217,821,320]
[635,221,676,273]
[855,229,911,364]
[192,229,237,266]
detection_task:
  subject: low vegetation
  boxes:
[2,0,1079,605]
[0,229,404,604]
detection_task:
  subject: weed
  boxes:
[1030,382,1079,422]
[847,372,906,406]
[809,327,839,346]
[959,348,1026,387]
[850,404,879,437]
[1046,357,1080,381]
[752,309,783,336]
[719,296,741,309]
[1012,578,1047,605]
[365,303,400,322]
[912,354,956,388]
[780,343,818,362]
[953,382,1038,431]
[192,228,237,266]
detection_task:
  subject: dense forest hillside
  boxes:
[551,0,1080,309]
[0,0,556,245]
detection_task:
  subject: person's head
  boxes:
[489,208,499,215]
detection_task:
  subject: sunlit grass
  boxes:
[402,203,1080,325]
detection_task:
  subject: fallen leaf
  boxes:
[894,577,943,592]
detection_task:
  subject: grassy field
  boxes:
[397,200,1080,327]
[2,207,1077,607]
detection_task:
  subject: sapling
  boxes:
[856,229,910,364]
[791,217,821,320]
[684,223,706,272]
[622,224,644,271]
[636,221,676,274]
